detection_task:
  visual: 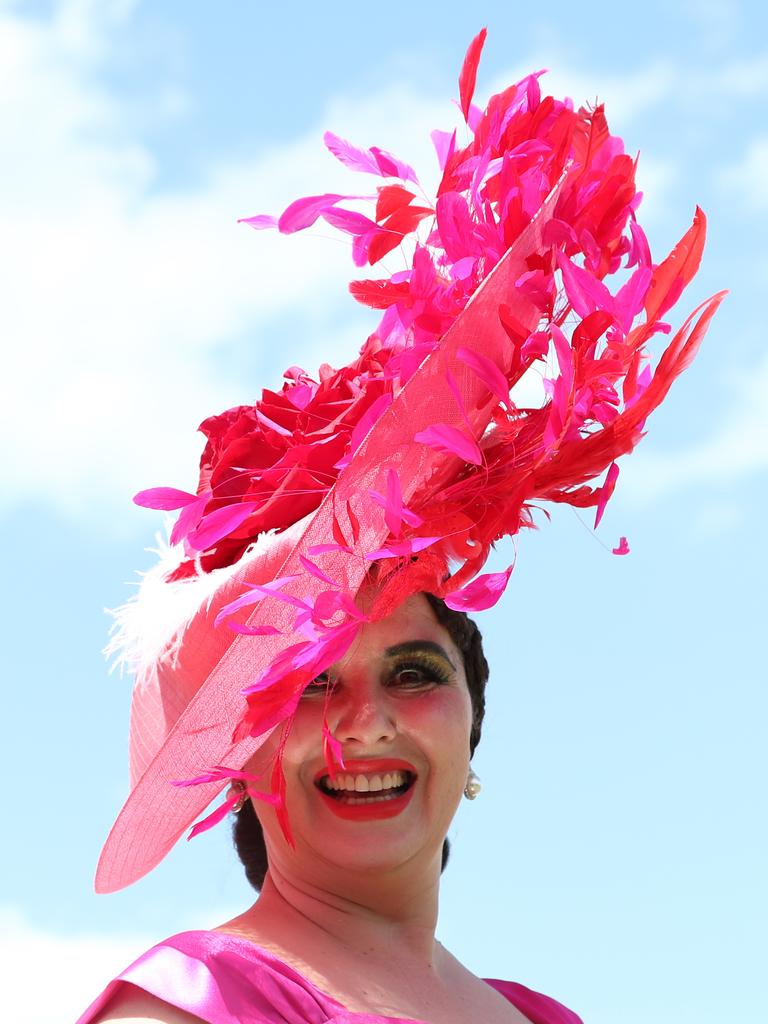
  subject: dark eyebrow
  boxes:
[383,641,456,671]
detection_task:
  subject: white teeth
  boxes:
[322,770,410,794]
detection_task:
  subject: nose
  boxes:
[330,681,397,748]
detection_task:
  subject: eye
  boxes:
[389,656,452,689]
[393,666,430,687]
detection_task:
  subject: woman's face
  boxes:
[250,593,473,880]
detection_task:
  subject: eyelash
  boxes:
[302,654,453,696]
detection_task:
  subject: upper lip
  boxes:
[313,758,417,784]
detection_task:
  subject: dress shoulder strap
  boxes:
[75,930,344,1024]
[484,978,584,1024]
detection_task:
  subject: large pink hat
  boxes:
[97,30,724,893]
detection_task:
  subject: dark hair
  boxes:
[233,595,489,890]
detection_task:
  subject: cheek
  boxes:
[408,687,473,757]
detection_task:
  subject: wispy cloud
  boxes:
[0,2,452,522]
[622,354,768,505]
[0,906,152,1024]
[719,135,768,211]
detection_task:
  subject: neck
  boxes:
[228,853,443,966]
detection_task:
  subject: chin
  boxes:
[295,802,454,881]
[307,829,442,879]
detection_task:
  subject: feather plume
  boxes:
[105,523,293,676]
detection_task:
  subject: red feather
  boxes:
[571,104,610,177]
[459,28,487,121]
[645,207,707,322]
[348,278,411,308]
[367,205,434,264]
[376,184,416,221]
[346,502,360,544]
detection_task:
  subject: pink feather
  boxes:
[431,128,456,171]
[369,469,423,537]
[458,346,510,407]
[627,217,651,268]
[414,423,482,465]
[133,486,199,510]
[299,554,338,587]
[323,723,346,776]
[594,462,619,528]
[323,131,418,184]
[614,266,652,334]
[169,492,209,547]
[324,131,381,174]
[321,208,379,235]
[238,214,279,230]
[186,795,241,839]
[370,146,419,185]
[444,564,514,612]
[308,542,353,556]
[186,502,259,553]
[556,250,614,319]
[214,574,302,627]
[277,193,356,233]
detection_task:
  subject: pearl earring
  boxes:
[463,768,482,800]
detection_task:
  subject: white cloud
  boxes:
[0,899,250,1024]
[0,906,152,1024]
[719,135,768,211]
[706,51,768,98]
[622,355,768,505]
[0,2,452,521]
[521,61,678,126]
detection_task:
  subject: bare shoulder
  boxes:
[90,984,205,1024]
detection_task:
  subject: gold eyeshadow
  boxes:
[384,649,455,686]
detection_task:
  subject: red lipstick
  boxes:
[314,758,417,821]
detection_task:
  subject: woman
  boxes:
[86,594,578,1023]
[77,30,721,1024]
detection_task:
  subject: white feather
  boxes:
[104,520,283,676]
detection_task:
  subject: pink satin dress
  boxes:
[75,930,583,1024]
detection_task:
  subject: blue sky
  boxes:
[1,1,766,1021]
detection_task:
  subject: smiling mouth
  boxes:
[316,769,415,805]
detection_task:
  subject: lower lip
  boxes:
[317,785,415,820]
